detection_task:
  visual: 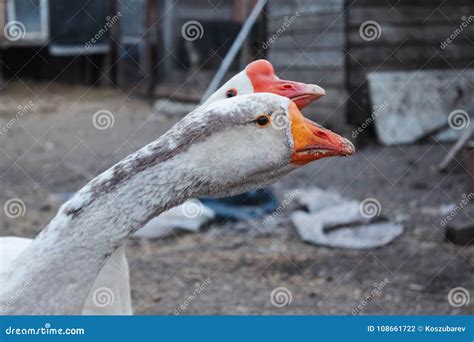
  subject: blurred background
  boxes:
[0,0,473,315]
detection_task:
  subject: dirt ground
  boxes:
[0,83,472,315]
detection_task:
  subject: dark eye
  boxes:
[255,114,270,128]
[226,88,237,98]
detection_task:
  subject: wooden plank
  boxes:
[175,1,234,19]
[312,87,347,106]
[349,6,474,26]
[346,44,473,72]
[267,12,344,33]
[268,0,344,17]
[348,0,474,6]
[278,69,345,87]
[304,101,347,130]
[348,23,474,46]
[266,30,344,49]
[268,50,345,68]
[232,0,248,22]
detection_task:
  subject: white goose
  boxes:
[203,59,326,107]
[0,63,332,315]
[0,93,353,315]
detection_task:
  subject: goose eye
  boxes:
[255,114,270,128]
[226,88,237,97]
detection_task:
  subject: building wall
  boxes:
[266,0,347,131]
[266,0,474,136]
[346,0,474,132]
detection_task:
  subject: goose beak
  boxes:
[246,60,325,109]
[256,79,326,110]
[288,102,355,165]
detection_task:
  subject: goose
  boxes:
[0,93,353,315]
[129,59,329,312]
[140,58,327,235]
[203,59,326,108]
[83,58,328,315]
[1,61,329,315]
[0,60,328,315]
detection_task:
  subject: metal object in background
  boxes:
[201,0,267,103]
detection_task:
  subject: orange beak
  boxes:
[288,102,355,165]
[246,60,326,109]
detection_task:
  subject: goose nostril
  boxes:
[315,131,329,140]
[282,84,294,90]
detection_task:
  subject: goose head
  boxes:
[172,93,354,198]
[203,59,326,109]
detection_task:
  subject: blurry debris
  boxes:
[134,200,215,239]
[291,210,403,250]
[439,127,473,172]
[368,70,474,145]
[201,189,278,220]
[291,188,403,249]
[294,187,345,213]
[433,127,464,142]
[445,221,474,246]
[420,204,456,216]
[152,99,197,119]
[408,284,424,292]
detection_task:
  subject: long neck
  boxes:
[2,132,203,314]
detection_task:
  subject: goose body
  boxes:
[0,65,347,315]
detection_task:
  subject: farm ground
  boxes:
[1,83,472,315]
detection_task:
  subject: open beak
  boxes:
[288,102,355,165]
[252,78,326,109]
